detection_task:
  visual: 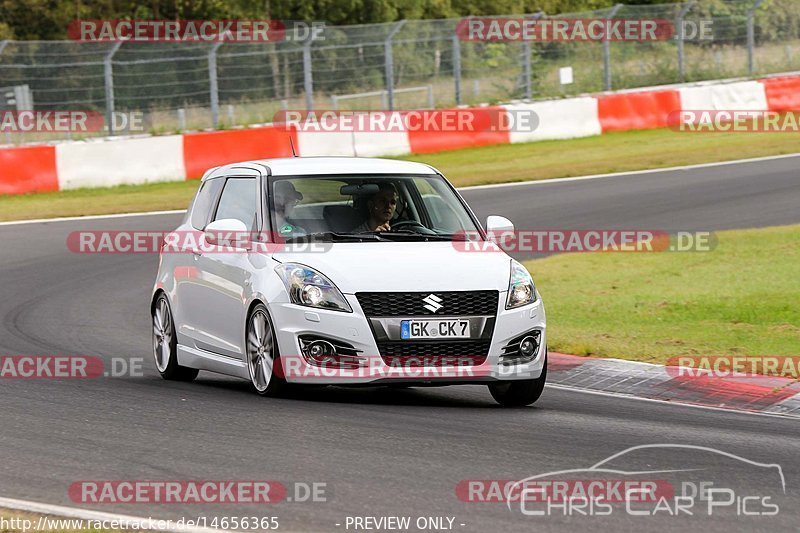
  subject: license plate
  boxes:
[400,319,470,339]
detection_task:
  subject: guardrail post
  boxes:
[677,1,694,82]
[104,41,123,135]
[303,39,314,110]
[747,0,765,75]
[208,42,223,128]
[385,20,406,111]
[603,4,623,91]
[522,12,543,100]
[452,34,461,106]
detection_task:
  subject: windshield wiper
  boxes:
[283,232,386,243]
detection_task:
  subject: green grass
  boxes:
[525,225,800,366]
[402,126,800,187]
[2,126,800,221]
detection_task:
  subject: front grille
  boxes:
[356,291,498,317]
[378,340,490,367]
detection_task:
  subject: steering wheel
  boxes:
[390,220,423,230]
[390,220,435,234]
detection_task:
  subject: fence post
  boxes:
[385,20,406,111]
[677,1,694,82]
[104,41,123,135]
[452,34,461,106]
[208,42,223,128]
[0,41,8,56]
[603,4,623,91]
[522,12,544,100]
[303,39,314,110]
[747,0,765,75]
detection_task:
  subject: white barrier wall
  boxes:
[504,97,602,143]
[0,73,788,195]
[295,113,412,157]
[56,135,186,190]
[679,81,768,111]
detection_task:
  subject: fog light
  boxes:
[306,340,336,363]
[519,336,537,358]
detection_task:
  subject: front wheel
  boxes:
[488,354,547,407]
[246,304,287,396]
[152,294,199,382]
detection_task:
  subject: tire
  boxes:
[488,352,547,407]
[245,303,287,396]
[152,294,199,382]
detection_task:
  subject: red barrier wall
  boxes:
[183,125,298,179]
[598,90,681,132]
[407,107,510,154]
[0,145,59,195]
[761,76,800,112]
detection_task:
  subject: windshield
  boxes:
[268,175,480,241]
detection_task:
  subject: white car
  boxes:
[151,157,547,406]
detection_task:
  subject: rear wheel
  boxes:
[152,294,199,382]
[246,304,287,396]
[488,353,547,407]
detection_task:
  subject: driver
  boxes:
[273,181,306,236]
[353,182,398,232]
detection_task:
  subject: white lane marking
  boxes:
[546,383,800,420]
[0,210,185,227]
[459,151,800,191]
[1,151,800,226]
[0,497,228,533]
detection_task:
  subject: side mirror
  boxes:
[204,219,251,249]
[486,215,514,233]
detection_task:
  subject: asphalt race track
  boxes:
[1,156,799,532]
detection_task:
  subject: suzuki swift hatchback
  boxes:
[151,157,547,406]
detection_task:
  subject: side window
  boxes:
[214,178,257,229]
[414,178,463,233]
[190,178,224,230]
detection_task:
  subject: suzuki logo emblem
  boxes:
[422,294,443,313]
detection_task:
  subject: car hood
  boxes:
[271,241,512,293]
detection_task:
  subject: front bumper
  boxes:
[270,293,546,385]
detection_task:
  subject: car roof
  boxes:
[201,156,439,180]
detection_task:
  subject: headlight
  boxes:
[506,259,537,309]
[275,263,352,312]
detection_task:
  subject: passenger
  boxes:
[353,183,398,232]
[273,181,305,236]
